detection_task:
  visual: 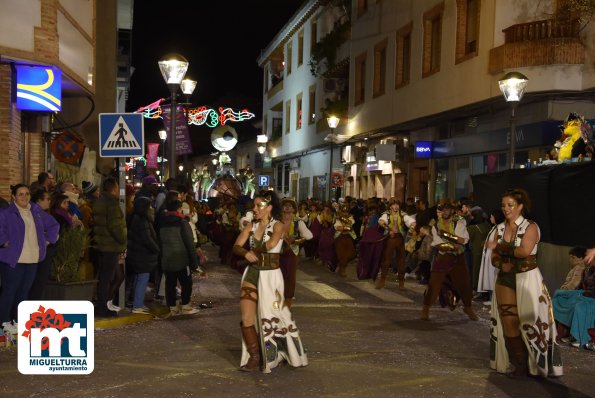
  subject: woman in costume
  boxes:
[356,200,385,280]
[333,203,356,277]
[232,190,308,373]
[486,189,562,378]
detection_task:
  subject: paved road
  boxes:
[1,245,594,397]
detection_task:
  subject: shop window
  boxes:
[455,157,470,200]
[395,22,412,89]
[423,3,444,78]
[373,38,388,98]
[434,158,449,201]
[455,0,480,64]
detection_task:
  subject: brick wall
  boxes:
[0,65,23,198]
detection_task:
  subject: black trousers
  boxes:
[96,251,119,312]
[164,267,193,307]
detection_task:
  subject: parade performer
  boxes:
[317,203,336,271]
[486,189,562,378]
[420,202,478,321]
[333,203,356,277]
[376,198,416,289]
[356,200,386,280]
[232,191,308,373]
[280,197,313,307]
[304,203,321,259]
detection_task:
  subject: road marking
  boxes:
[348,282,413,303]
[300,281,354,300]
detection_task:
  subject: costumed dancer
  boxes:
[232,190,308,373]
[304,203,321,259]
[333,203,356,277]
[376,198,416,289]
[280,197,313,307]
[317,203,336,271]
[486,189,562,378]
[356,200,385,280]
[420,202,478,321]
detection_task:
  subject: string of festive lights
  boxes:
[135,100,254,127]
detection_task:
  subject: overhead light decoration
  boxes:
[136,101,254,127]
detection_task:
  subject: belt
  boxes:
[252,252,280,270]
[510,255,538,273]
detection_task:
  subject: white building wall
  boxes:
[0,0,40,51]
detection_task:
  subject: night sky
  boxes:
[127,0,305,156]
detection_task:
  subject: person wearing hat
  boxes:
[376,198,416,289]
[279,197,313,307]
[420,201,478,322]
[333,203,356,277]
[80,180,99,230]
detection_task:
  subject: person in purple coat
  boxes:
[0,184,59,331]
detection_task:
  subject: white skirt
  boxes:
[489,268,563,377]
[240,267,308,373]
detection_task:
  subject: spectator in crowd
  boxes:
[92,178,127,318]
[80,180,100,229]
[127,196,160,314]
[158,199,200,317]
[477,208,505,305]
[27,189,58,300]
[30,171,55,194]
[553,247,595,349]
[59,181,83,220]
[0,184,59,333]
[468,208,491,298]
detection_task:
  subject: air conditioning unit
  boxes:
[376,143,396,161]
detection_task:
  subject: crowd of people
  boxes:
[1,172,593,377]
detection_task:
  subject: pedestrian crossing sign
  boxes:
[99,113,144,157]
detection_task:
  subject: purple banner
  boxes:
[162,104,193,155]
[146,143,159,169]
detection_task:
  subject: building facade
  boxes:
[259,0,595,203]
[0,0,128,196]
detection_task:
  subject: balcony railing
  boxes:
[502,18,580,43]
[489,18,584,74]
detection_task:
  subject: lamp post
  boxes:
[158,53,189,178]
[158,129,167,185]
[326,115,340,202]
[180,78,197,184]
[498,71,528,169]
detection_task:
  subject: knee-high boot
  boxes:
[240,323,261,372]
[504,335,528,378]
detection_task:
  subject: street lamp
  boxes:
[180,78,197,104]
[158,53,189,178]
[326,115,340,202]
[257,133,268,155]
[158,129,167,184]
[498,71,528,169]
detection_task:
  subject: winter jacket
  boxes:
[0,202,60,267]
[127,206,160,273]
[158,212,198,272]
[92,193,127,252]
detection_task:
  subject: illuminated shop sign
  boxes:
[16,65,62,112]
[415,141,433,159]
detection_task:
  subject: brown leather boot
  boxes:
[420,305,430,320]
[284,298,293,309]
[375,275,386,289]
[463,306,479,321]
[240,323,261,372]
[504,336,528,378]
[338,265,347,277]
[397,275,405,290]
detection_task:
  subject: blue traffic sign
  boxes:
[258,175,269,187]
[99,113,144,157]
